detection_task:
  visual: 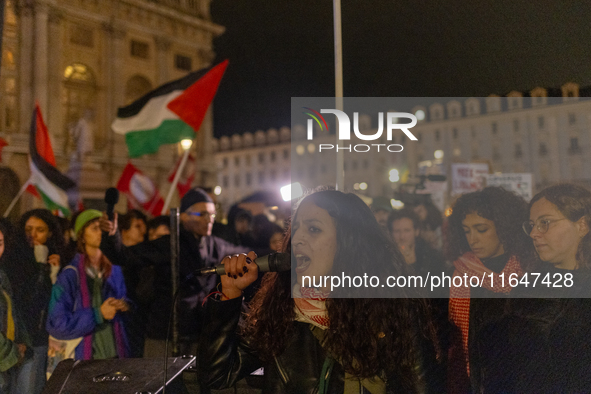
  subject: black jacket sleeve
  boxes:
[198,296,262,389]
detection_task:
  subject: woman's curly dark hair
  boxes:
[243,189,440,387]
[530,183,591,269]
[446,187,535,268]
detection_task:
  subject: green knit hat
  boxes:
[74,209,103,236]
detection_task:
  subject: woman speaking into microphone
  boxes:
[199,189,445,393]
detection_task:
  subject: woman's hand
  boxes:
[99,212,118,236]
[220,251,258,300]
[48,254,60,268]
[100,297,118,320]
[109,298,129,312]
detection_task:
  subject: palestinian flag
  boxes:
[116,162,164,216]
[112,60,229,158]
[27,105,76,216]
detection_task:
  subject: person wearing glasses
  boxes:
[492,183,591,392]
[99,187,247,366]
[445,187,535,393]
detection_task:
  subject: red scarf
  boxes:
[448,252,522,392]
[293,284,330,330]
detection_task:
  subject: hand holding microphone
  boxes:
[220,251,259,300]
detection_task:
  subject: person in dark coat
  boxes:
[485,184,591,393]
[200,190,445,393]
[99,188,247,358]
[445,187,535,393]
[2,209,65,394]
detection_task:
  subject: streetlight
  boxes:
[434,150,444,159]
[389,169,400,182]
[359,182,368,191]
[214,186,222,195]
[180,139,193,150]
[281,182,304,201]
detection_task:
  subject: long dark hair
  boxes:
[244,190,439,385]
[447,187,535,268]
[18,209,65,260]
[530,183,591,269]
[76,217,112,279]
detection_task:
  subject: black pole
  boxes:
[170,208,180,356]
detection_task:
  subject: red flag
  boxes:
[0,137,7,162]
[167,154,196,198]
[116,162,164,217]
[167,59,228,132]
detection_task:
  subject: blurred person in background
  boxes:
[0,219,33,393]
[118,209,147,247]
[387,207,446,277]
[147,215,170,241]
[2,209,64,394]
[446,187,534,393]
[413,198,444,250]
[46,209,129,361]
[370,196,393,235]
[214,204,254,247]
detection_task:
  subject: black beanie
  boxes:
[180,188,214,212]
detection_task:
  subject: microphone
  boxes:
[190,253,291,277]
[104,188,119,220]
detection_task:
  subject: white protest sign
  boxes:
[451,163,489,195]
[485,173,533,201]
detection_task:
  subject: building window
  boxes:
[270,151,276,162]
[569,137,581,154]
[222,175,228,187]
[258,152,265,164]
[175,54,192,71]
[492,147,500,161]
[515,144,523,159]
[513,119,519,132]
[539,143,548,156]
[246,173,251,186]
[245,156,251,166]
[283,149,289,159]
[568,113,576,125]
[491,122,497,134]
[538,116,544,129]
[62,63,98,147]
[452,128,458,139]
[258,172,265,184]
[70,25,94,47]
[234,175,240,187]
[223,157,228,168]
[435,130,440,141]
[130,40,150,59]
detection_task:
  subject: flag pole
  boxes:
[161,140,193,214]
[333,0,345,191]
[3,179,30,218]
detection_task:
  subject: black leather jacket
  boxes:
[199,297,446,394]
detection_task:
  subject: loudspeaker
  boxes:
[42,356,195,394]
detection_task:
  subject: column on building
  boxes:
[154,36,171,85]
[47,8,63,148]
[34,1,49,115]
[18,3,34,133]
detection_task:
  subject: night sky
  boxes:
[210,1,591,137]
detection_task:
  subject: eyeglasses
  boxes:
[187,211,216,220]
[522,218,567,235]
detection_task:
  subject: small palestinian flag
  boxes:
[116,162,164,216]
[112,60,229,158]
[27,105,76,216]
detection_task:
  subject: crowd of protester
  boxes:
[0,182,590,393]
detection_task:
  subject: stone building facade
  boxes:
[213,83,591,212]
[0,0,224,217]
